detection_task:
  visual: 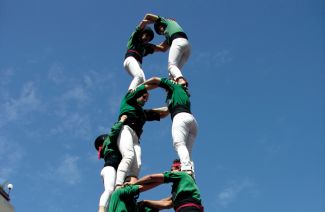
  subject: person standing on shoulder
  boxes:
[116,83,169,190]
[131,77,197,178]
[94,115,128,212]
[124,17,167,91]
[123,159,204,212]
[143,14,190,86]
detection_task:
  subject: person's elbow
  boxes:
[145,13,156,20]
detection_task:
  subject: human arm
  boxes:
[158,40,170,52]
[138,197,173,210]
[145,107,169,119]
[123,173,164,187]
[131,77,162,93]
[144,14,159,22]
[138,19,155,29]
[107,115,128,141]
[146,41,169,53]
[138,182,162,193]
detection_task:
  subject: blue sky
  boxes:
[0,1,324,211]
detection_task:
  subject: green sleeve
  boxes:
[107,121,124,143]
[119,185,140,197]
[155,15,162,24]
[145,111,160,121]
[163,171,183,184]
[132,26,143,41]
[158,78,175,92]
[126,84,147,102]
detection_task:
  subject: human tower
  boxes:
[94,14,203,212]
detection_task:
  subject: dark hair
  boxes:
[142,26,154,42]
[173,159,180,164]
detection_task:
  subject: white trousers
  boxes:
[172,113,198,173]
[124,57,145,90]
[99,166,116,208]
[168,38,191,80]
[115,125,141,185]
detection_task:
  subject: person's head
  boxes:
[124,176,138,183]
[141,26,154,44]
[154,23,165,35]
[137,92,150,106]
[94,134,108,151]
[171,159,181,172]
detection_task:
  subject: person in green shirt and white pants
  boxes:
[94,115,128,212]
[142,14,190,86]
[116,84,169,189]
[124,17,167,91]
[131,77,198,178]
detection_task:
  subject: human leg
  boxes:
[128,140,141,179]
[185,116,198,177]
[123,57,145,90]
[177,39,191,71]
[172,113,192,171]
[115,125,136,186]
[99,166,116,212]
[168,38,191,80]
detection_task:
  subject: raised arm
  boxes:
[131,77,162,92]
[138,197,173,210]
[138,19,155,29]
[144,13,159,22]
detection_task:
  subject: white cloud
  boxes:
[0,136,26,182]
[48,62,65,84]
[62,85,89,102]
[217,178,257,207]
[0,68,14,85]
[45,154,82,185]
[1,81,44,123]
[50,112,91,140]
[83,74,93,88]
[191,50,232,68]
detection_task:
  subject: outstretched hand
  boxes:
[121,182,133,188]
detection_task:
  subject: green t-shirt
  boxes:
[119,85,148,129]
[102,121,123,162]
[108,185,159,212]
[108,185,139,212]
[158,78,191,117]
[155,16,186,46]
[126,26,154,57]
[163,171,201,206]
